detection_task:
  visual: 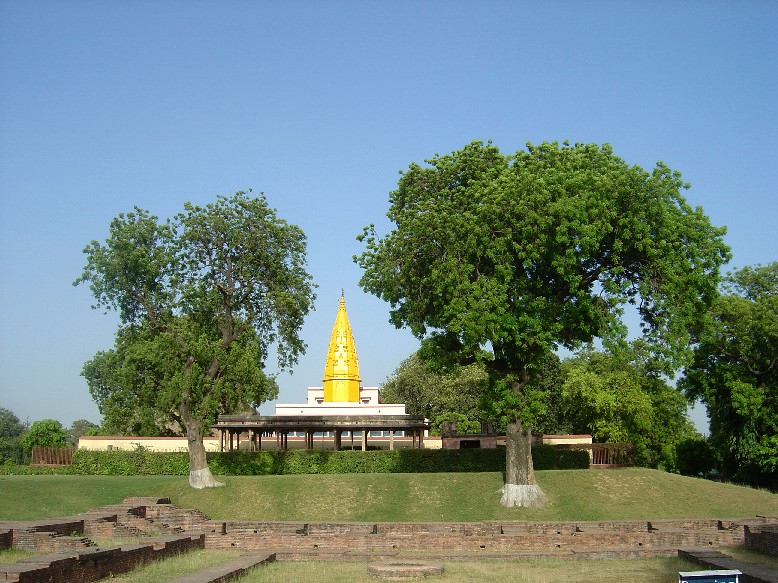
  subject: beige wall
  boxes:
[78,436,221,452]
[542,434,592,446]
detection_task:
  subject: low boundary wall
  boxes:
[2,498,776,582]
[745,524,778,556]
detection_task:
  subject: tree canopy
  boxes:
[681,262,778,488]
[66,419,99,446]
[75,191,316,488]
[561,345,697,470]
[0,407,26,464]
[380,352,488,434]
[356,140,730,506]
[20,419,67,450]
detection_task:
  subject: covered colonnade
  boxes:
[214,414,429,452]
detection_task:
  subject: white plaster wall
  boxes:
[274,402,407,416]
[305,386,381,405]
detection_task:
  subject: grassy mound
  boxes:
[0,468,775,522]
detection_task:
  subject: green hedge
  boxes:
[71,444,589,476]
[0,462,76,475]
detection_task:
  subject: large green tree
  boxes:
[76,191,316,488]
[356,141,729,506]
[681,262,778,488]
[0,407,26,464]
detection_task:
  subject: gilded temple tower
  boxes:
[322,292,362,402]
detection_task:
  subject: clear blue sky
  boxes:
[1,1,776,433]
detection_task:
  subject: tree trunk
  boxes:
[180,403,224,489]
[501,416,545,507]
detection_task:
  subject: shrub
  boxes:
[71,445,589,476]
[0,462,75,475]
[20,419,67,451]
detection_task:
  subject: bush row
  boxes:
[0,461,76,475]
[70,444,589,476]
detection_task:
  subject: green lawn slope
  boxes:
[1,468,775,522]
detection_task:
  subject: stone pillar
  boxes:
[334,430,342,451]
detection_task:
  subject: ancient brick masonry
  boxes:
[0,535,205,583]
[0,497,204,583]
[2,498,776,583]
[745,524,778,556]
[198,516,778,558]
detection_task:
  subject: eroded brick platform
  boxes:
[2,498,776,582]
[199,516,778,559]
[0,498,204,583]
[166,552,276,583]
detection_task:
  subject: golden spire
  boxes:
[322,291,361,402]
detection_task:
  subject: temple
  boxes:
[274,292,407,417]
[214,292,427,451]
[323,291,361,402]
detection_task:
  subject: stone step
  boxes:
[679,548,778,583]
[165,553,275,583]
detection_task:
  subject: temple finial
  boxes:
[323,290,361,402]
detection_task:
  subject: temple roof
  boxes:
[322,291,361,402]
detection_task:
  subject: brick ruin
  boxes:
[1,498,776,582]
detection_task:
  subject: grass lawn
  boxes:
[0,548,36,564]
[0,468,776,522]
[87,548,243,583]
[57,552,698,583]
[239,557,697,583]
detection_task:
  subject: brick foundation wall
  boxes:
[199,518,761,555]
[0,530,12,551]
[7,520,86,552]
[744,524,778,556]
[1,535,204,583]
[3,499,776,582]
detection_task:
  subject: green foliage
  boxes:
[560,346,697,469]
[75,191,316,479]
[66,419,99,446]
[0,407,26,464]
[0,407,26,438]
[71,445,588,476]
[20,419,68,450]
[0,462,76,475]
[681,262,778,488]
[356,140,730,487]
[381,352,490,428]
[431,412,482,436]
[674,435,718,478]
